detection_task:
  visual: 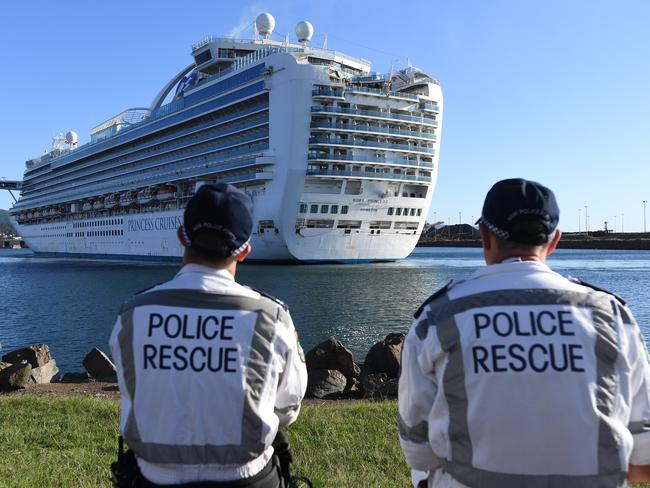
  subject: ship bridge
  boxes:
[0,179,22,202]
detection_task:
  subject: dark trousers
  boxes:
[136,456,283,488]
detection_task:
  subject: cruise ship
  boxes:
[6,14,443,262]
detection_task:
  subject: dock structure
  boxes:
[0,179,22,202]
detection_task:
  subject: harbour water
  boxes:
[1,247,649,373]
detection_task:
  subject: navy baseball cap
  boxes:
[182,183,253,256]
[476,178,559,245]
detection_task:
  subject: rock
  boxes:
[59,372,93,383]
[2,344,52,368]
[0,362,11,371]
[362,373,399,399]
[83,348,117,382]
[305,337,359,379]
[306,369,347,399]
[30,359,60,384]
[362,332,406,379]
[0,361,32,390]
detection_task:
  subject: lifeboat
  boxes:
[47,208,56,216]
[137,187,154,205]
[33,210,42,218]
[119,191,135,207]
[93,198,104,210]
[82,201,93,212]
[104,194,117,209]
[154,185,176,201]
[26,212,33,219]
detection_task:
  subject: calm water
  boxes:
[1,247,649,373]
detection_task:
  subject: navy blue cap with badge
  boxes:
[476,178,560,245]
[181,183,253,256]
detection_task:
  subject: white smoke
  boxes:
[227,3,267,38]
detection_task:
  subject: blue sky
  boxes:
[1,0,648,232]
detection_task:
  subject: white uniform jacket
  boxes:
[399,260,650,488]
[109,264,308,485]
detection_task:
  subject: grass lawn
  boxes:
[0,396,647,487]
[0,397,410,487]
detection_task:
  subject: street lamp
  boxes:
[644,201,647,233]
[578,208,581,233]
[584,205,589,234]
[622,213,625,233]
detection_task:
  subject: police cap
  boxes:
[182,183,253,256]
[476,178,559,245]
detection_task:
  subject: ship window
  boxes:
[410,208,416,216]
[195,50,212,65]
[310,204,318,213]
[299,204,308,213]
[330,205,338,214]
[388,207,394,215]
[396,208,402,216]
[321,205,329,213]
[417,209,422,216]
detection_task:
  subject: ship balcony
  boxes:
[345,86,420,101]
[308,137,436,155]
[312,88,345,100]
[418,102,440,113]
[311,105,438,127]
[217,171,273,185]
[306,168,431,183]
[307,152,433,169]
[310,122,436,142]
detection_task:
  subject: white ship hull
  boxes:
[11,205,421,262]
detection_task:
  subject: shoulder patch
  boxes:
[567,276,626,305]
[244,285,289,311]
[414,280,453,319]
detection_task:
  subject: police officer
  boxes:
[109,183,308,487]
[398,178,650,487]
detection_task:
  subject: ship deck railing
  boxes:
[309,137,436,154]
[311,105,438,126]
[307,153,433,168]
[306,169,431,182]
[310,122,436,141]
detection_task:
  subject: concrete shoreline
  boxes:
[419,235,650,251]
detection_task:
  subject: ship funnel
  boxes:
[295,20,314,44]
[256,13,275,39]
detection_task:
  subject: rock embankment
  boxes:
[1,333,408,401]
[304,332,406,400]
[0,344,117,391]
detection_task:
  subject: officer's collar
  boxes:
[176,263,235,281]
[472,259,552,279]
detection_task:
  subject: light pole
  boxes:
[644,201,647,233]
[584,205,589,234]
[614,215,617,233]
[622,213,625,233]
[578,208,581,233]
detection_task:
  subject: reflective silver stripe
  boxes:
[438,459,626,488]
[417,288,625,486]
[398,415,429,443]
[117,289,281,464]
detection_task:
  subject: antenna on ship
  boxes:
[322,34,328,50]
[283,33,290,46]
[256,13,275,40]
[295,20,314,46]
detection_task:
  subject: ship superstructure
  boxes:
[8,14,443,262]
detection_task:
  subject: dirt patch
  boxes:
[0,381,120,398]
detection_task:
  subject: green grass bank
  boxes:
[0,397,410,488]
[1,396,648,488]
